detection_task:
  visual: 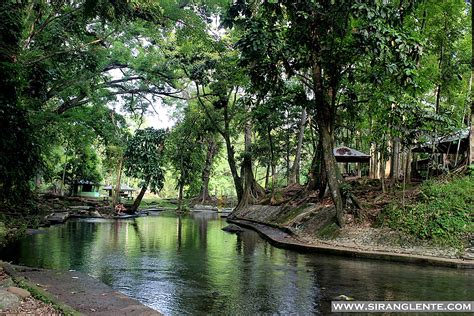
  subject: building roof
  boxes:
[333,146,371,163]
[412,128,469,154]
[103,184,135,191]
[74,180,102,185]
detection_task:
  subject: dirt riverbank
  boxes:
[0,262,161,315]
[229,202,474,268]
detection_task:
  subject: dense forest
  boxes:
[0,0,472,232]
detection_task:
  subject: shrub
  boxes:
[379,176,474,247]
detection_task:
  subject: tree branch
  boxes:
[195,83,225,135]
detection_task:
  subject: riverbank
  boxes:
[0,194,176,246]
[228,217,474,269]
[228,176,474,268]
[0,261,161,315]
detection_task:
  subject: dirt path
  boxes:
[10,265,161,315]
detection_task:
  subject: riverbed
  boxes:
[1,212,473,314]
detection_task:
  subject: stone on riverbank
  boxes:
[7,286,31,298]
[222,224,243,233]
[0,276,15,288]
[0,289,20,310]
[193,204,218,211]
[45,212,70,224]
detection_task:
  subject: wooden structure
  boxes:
[333,146,371,163]
[103,184,135,200]
[411,128,469,176]
[333,146,371,177]
[412,129,468,155]
[72,180,101,198]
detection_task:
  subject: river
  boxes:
[1,211,473,314]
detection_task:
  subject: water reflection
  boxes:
[1,212,473,315]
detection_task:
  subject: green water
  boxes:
[2,212,473,314]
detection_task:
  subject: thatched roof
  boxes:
[333,146,371,163]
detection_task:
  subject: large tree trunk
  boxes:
[223,133,243,202]
[318,117,344,226]
[285,113,291,184]
[198,138,217,203]
[130,180,147,213]
[113,157,123,206]
[264,163,270,190]
[317,139,328,199]
[289,108,307,185]
[306,123,323,192]
[196,91,243,203]
[311,59,344,226]
[177,182,184,211]
[237,119,265,209]
[267,127,277,202]
[220,101,243,202]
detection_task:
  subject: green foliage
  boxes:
[124,128,166,192]
[468,164,474,176]
[379,176,474,247]
[0,0,471,222]
[0,106,41,203]
[0,222,7,246]
[165,107,208,197]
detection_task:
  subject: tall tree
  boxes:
[124,128,166,212]
[229,0,421,226]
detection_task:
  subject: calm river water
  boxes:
[2,212,473,315]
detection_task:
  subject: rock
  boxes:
[46,212,70,224]
[90,210,102,218]
[0,277,15,288]
[0,289,20,310]
[462,253,474,260]
[222,224,244,233]
[7,286,31,299]
[193,204,218,211]
[220,208,234,212]
[69,205,93,210]
[334,294,355,301]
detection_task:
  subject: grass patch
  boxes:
[317,222,340,239]
[139,196,177,209]
[378,175,474,248]
[275,204,310,225]
[0,216,30,247]
[15,278,79,316]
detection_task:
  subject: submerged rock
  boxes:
[222,224,244,233]
[334,294,355,301]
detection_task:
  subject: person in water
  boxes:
[114,203,127,214]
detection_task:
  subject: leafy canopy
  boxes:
[124,128,166,192]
